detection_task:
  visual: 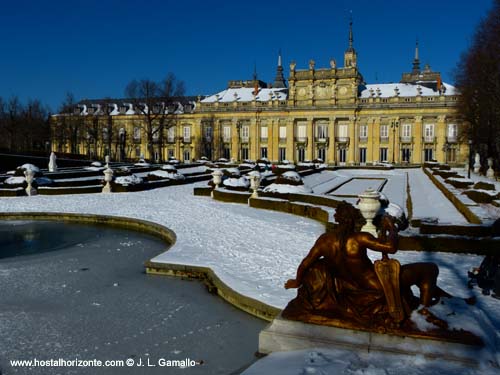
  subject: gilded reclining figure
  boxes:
[283,202,477,341]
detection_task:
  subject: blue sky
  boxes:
[0,0,493,111]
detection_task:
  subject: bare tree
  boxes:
[124,73,185,162]
[455,0,500,170]
[57,92,83,155]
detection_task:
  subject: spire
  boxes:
[412,39,421,74]
[273,50,287,88]
[344,13,357,67]
[348,13,354,52]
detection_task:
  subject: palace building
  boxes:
[51,24,465,166]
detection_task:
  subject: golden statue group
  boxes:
[283,202,482,345]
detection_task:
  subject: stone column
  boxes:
[231,118,239,162]
[413,116,423,164]
[306,117,314,161]
[327,117,336,164]
[348,116,356,164]
[436,115,446,163]
[286,118,294,163]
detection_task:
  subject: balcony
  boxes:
[400,136,413,143]
[133,137,141,144]
[358,136,368,143]
[279,137,287,144]
[182,136,193,144]
[223,137,231,143]
[260,137,268,144]
[240,136,249,143]
[294,136,308,143]
[446,135,458,143]
[166,137,176,144]
[423,136,436,144]
[379,136,389,143]
[315,137,328,143]
[335,136,350,144]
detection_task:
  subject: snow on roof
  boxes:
[359,82,457,98]
[201,87,288,103]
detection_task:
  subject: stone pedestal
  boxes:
[486,157,495,179]
[259,314,484,367]
[473,153,481,174]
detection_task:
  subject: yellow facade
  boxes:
[51,44,464,166]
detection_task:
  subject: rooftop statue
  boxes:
[283,202,481,345]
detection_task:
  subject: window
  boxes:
[447,147,457,162]
[402,124,412,138]
[154,150,159,161]
[279,147,286,162]
[316,124,328,139]
[297,122,307,139]
[447,124,457,138]
[168,149,175,158]
[102,128,108,140]
[380,125,388,138]
[223,126,231,142]
[337,123,348,138]
[183,150,190,162]
[241,147,249,160]
[338,147,347,163]
[317,147,326,162]
[401,148,411,162]
[152,126,159,140]
[168,127,175,142]
[223,146,231,159]
[380,147,388,162]
[135,147,141,157]
[297,147,306,162]
[279,126,286,140]
[359,148,367,163]
[204,126,212,141]
[241,125,249,141]
[359,125,367,139]
[261,147,268,159]
[424,124,434,141]
[134,126,141,140]
[260,126,268,141]
[183,126,191,142]
[424,148,434,161]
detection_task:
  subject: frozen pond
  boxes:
[0,221,265,375]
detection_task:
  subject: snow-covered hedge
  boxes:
[263,183,313,194]
[223,176,250,189]
[148,170,185,180]
[115,175,143,186]
[463,189,500,204]
[275,171,303,186]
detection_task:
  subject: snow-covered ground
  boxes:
[1,171,499,374]
[302,168,461,222]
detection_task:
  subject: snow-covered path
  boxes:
[408,169,469,224]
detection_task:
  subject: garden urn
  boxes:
[102,168,114,193]
[357,189,381,236]
[249,172,261,198]
[24,169,37,196]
